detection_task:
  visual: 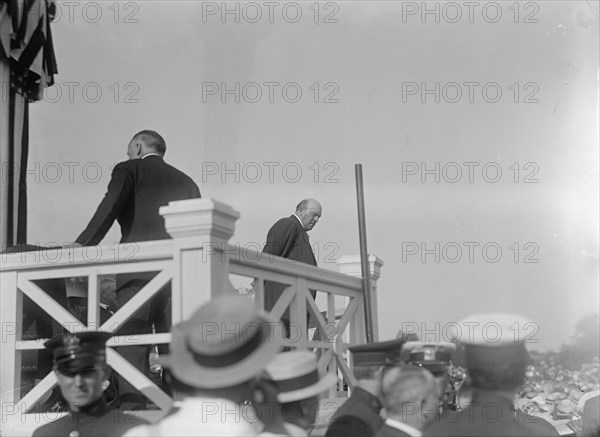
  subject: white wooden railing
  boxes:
[0,198,382,436]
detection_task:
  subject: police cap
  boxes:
[401,341,456,376]
[349,338,405,367]
[45,331,112,375]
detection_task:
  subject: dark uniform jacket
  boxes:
[32,397,149,437]
[423,391,559,437]
[262,215,317,314]
[583,394,600,437]
[76,155,200,246]
[325,387,383,437]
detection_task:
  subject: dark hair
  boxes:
[468,362,527,391]
[132,130,167,156]
[281,396,319,427]
[281,400,304,423]
[466,344,528,391]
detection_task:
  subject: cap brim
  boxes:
[416,362,449,375]
[160,314,283,389]
[56,358,102,374]
[277,372,337,403]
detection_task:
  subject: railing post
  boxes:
[0,271,22,410]
[160,198,240,322]
[337,254,383,342]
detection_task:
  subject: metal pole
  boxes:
[355,164,374,343]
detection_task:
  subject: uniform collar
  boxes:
[69,396,109,418]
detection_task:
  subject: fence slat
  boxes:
[1,271,21,405]
[18,278,85,331]
[18,371,57,413]
[106,349,173,410]
[100,267,173,332]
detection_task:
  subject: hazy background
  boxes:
[25,1,599,352]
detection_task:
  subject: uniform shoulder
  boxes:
[584,393,600,410]
[32,414,69,437]
[521,413,560,436]
[326,415,372,437]
[108,407,151,426]
[121,423,153,437]
[330,390,383,431]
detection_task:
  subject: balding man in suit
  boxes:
[262,199,321,334]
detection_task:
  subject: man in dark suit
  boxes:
[73,130,200,409]
[583,393,600,437]
[75,130,200,245]
[262,198,321,332]
[326,339,406,437]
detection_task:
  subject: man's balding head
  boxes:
[380,365,439,429]
[295,198,322,231]
[127,130,167,160]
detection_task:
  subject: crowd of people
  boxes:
[11,130,600,436]
[32,299,600,437]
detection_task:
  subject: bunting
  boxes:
[0,0,57,249]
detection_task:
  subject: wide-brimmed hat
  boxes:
[451,313,533,390]
[159,294,283,389]
[451,313,533,366]
[265,351,337,403]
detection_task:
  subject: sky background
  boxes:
[24,1,599,352]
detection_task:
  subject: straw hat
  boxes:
[159,294,283,389]
[265,351,337,403]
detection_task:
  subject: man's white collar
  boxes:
[293,214,305,230]
[384,418,422,437]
